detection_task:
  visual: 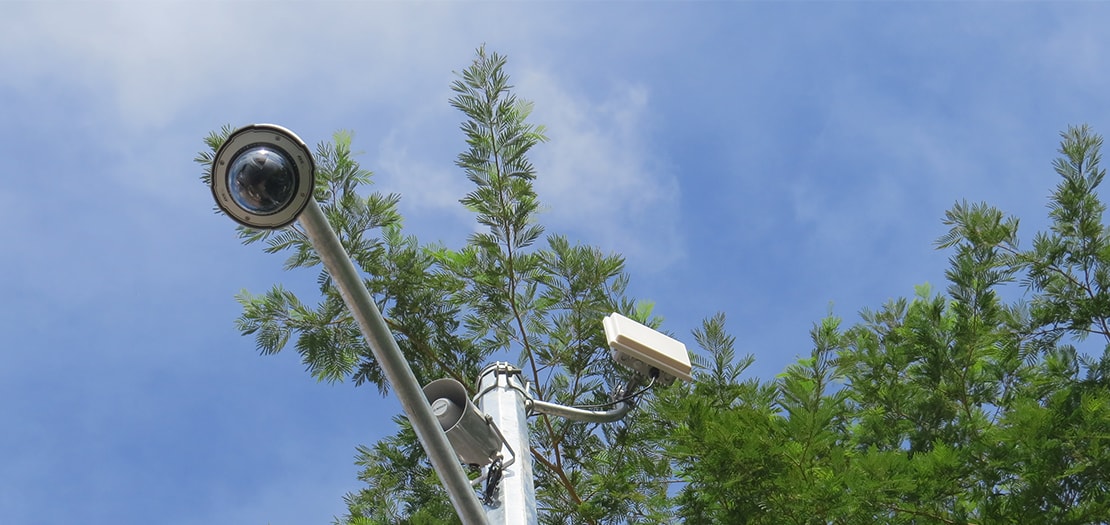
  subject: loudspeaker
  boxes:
[423,378,502,466]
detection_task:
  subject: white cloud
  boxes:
[0,2,615,248]
[3,3,249,127]
[519,71,685,272]
[0,3,480,130]
[371,100,474,243]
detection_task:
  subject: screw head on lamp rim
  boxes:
[210,124,315,229]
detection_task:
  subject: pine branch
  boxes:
[530,446,593,525]
[383,316,469,389]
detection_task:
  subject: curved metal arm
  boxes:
[528,376,643,423]
[529,398,636,423]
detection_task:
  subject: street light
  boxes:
[210,124,488,525]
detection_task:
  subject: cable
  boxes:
[569,372,657,410]
[482,457,503,505]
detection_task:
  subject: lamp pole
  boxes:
[210,124,487,525]
[298,199,488,524]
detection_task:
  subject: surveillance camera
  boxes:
[210,124,315,229]
[603,312,692,385]
[423,378,503,467]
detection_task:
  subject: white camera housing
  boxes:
[210,123,315,230]
[603,312,692,385]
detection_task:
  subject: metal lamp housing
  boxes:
[210,124,315,229]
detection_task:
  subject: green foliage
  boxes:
[197,125,474,393]
[200,45,1110,523]
[199,47,674,524]
[650,125,1110,524]
[433,47,674,525]
[343,416,465,525]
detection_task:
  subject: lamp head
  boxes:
[210,124,315,229]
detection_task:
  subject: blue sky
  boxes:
[4,1,1110,523]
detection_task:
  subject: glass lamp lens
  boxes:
[227,146,297,214]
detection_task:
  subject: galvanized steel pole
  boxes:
[476,363,537,525]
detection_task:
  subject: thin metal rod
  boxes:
[298,198,487,524]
